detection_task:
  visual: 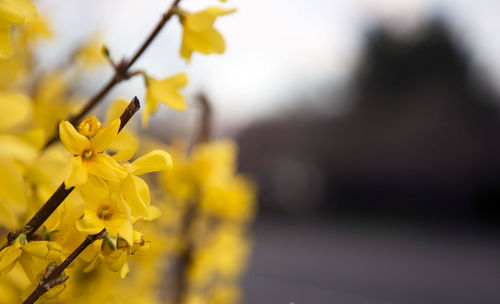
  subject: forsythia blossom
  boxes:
[59,118,127,188]
[0,0,36,58]
[0,2,256,303]
[142,72,188,128]
[178,7,236,61]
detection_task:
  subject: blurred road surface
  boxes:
[243,218,500,304]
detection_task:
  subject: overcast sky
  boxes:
[36,0,500,130]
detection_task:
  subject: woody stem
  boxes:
[22,229,107,304]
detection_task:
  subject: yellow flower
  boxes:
[0,237,64,283]
[0,0,37,58]
[191,140,237,185]
[179,7,236,61]
[200,175,256,222]
[78,115,101,138]
[59,118,127,188]
[143,73,188,128]
[76,177,133,244]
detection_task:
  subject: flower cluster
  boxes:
[0,1,254,303]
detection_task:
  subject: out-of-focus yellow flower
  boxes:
[74,34,107,67]
[200,175,256,222]
[0,0,37,58]
[59,118,127,188]
[187,225,249,286]
[191,140,237,185]
[23,14,51,39]
[160,142,196,201]
[76,177,133,244]
[0,92,37,162]
[179,7,236,61]
[143,72,188,128]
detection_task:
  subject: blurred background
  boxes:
[37,0,500,303]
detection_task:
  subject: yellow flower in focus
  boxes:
[76,177,133,244]
[179,7,236,61]
[143,73,188,128]
[0,0,37,58]
[59,118,127,188]
[0,237,64,283]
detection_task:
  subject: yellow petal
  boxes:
[78,175,109,210]
[120,262,129,279]
[64,156,88,188]
[127,150,172,175]
[122,175,150,219]
[91,118,120,152]
[0,158,27,209]
[44,283,66,299]
[149,77,188,111]
[107,253,126,272]
[76,209,105,235]
[0,92,32,131]
[105,99,129,124]
[145,205,161,221]
[185,27,225,54]
[21,127,46,150]
[83,256,101,273]
[0,135,38,162]
[87,153,127,182]
[59,121,89,155]
[180,34,194,61]
[164,72,188,89]
[22,241,48,258]
[18,252,35,283]
[0,245,22,272]
[22,241,62,260]
[105,218,133,245]
[109,131,138,162]
[0,0,36,25]
[0,23,12,58]
[185,7,236,32]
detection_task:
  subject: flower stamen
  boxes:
[81,149,95,160]
[97,205,113,220]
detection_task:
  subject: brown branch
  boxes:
[42,0,183,149]
[23,229,107,304]
[0,97,140,252]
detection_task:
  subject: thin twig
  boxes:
[0,97,140,252]
[22,229,107,304]
[42,0,183,149]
